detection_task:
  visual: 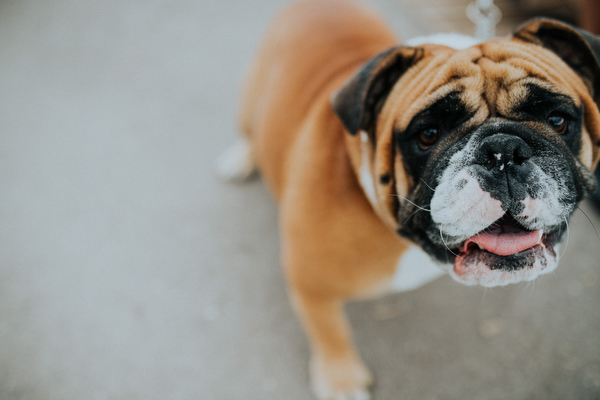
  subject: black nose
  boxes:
[476,134,533,171]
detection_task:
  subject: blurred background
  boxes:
[0,0,599,399]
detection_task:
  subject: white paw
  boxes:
[332,389,371,400]
[215,137,257,182]
[310,355,373,400]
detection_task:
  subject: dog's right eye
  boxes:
[418,128,441,150]
[547,112,568,134]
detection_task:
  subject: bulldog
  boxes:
[218,0,600,398]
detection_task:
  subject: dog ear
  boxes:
[514,18,600,102]
[331,46,426,135]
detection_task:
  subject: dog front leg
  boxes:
[290,290,373,400]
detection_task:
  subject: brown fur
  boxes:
[238,1,600,397]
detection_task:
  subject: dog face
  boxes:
[332,19,600,286]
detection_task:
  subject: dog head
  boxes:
[332,19,600,287]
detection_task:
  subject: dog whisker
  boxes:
[420,178,435,192]
[575,204,600,243]
[525,278,536,295]
[402,209,422,225]
[390,194,431,212]
[558,215,570,261]
[439,229,458,257]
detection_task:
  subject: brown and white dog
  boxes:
[218,1,600,398]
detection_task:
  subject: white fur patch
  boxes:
[215,137,257,182]
[406,33,480,50]
[517,163,569,229]
[359,131,377,206]
[519,195,562,228]
[391,246,447,292]
[430,167,504,241]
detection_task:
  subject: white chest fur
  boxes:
[391,246,448,292]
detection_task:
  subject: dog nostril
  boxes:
[513,144,533,165]
[484,157,497,170]
[483,150,502,170]
[514,153,526,165]
[478,134,533,170]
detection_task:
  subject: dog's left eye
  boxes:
[418,128,441,149]
[547,112,568,134]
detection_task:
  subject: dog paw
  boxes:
[215,138,257,182]
[310,355,373,400]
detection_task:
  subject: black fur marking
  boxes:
[512,84,578,119]
[511,83,582,154]
[464,246,541,271]
[396,91,475,181]
[379,173,391,185]
[331,47,425,136]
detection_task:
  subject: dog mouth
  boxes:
[450,214,560,286]
[458,214,545,259]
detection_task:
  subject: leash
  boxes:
[467,0,502,40]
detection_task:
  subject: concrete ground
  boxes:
[1,0,599,399]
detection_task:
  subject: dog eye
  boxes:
[418,128,441,149]
[547,112,567,134]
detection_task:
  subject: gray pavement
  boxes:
[0,0,599,399]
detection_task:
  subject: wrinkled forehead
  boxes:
[383,40,585,131]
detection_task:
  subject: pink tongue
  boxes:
[465,229,541,256]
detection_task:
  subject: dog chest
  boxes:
[391,246,447,292]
